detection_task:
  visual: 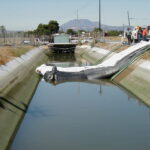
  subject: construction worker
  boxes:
[142,28,148,41]
[137,27,143,42]
[126,28,132,45]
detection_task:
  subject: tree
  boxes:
[78,30,86,34]
[48,20,59,34]
[27,30,35,35]
[34,24,49,36]
[93,28,102,33]
[107,30,122,36]
[66,29,76,35]
[33,20,59,37]
[59,30,65,34]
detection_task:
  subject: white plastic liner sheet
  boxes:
[36,41,150,76]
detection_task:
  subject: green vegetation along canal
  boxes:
[10,53,150,150]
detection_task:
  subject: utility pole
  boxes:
[76,9,79,30]
[99,0,101,31]
[127,11,131,28]
[123,24,125,31]
[77,9,80,41]
[99,0,102,40]
[77,9,79,21]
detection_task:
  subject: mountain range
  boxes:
[61,19,130,31]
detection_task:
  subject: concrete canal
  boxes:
[9,53,150,150]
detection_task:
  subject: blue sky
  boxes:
[0,0,150,30]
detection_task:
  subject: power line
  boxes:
[78,0,96,11]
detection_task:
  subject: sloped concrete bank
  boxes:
[0,46,47,93]
[112,52,150,107]
[75,45,150,106]
[75,45,122,64]
[0,46,48,150]
[76,45,111,64]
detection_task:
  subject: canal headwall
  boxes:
[0,46,48,150]
[75,44,150,107]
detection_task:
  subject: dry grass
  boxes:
[0,45,34,65]
[105,36,122,41]
[140,52,150,60]
[95,42,129,52]
[95,42,119,50]
[115,45,130,52]
[95,36,130,52]
[0,47,15,64]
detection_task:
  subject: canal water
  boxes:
[10,54,150,150]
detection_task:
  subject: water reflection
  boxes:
[47,53,76,62]
[47,53,90,67]
[99,85,103,96]
[0,97,18,114]
[28,105,56,118]
[0,101,6,110]
[46,78,112,87]
[43,79,113,99]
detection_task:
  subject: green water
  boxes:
[10,54,150,150]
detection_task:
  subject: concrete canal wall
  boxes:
[76,45,111,64]
[112,52,150,107]
[0,46,48,150]
[76,44,150,107]
[76,45,121,64]
[0,46,47,93]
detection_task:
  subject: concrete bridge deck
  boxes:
[48,43,77,53]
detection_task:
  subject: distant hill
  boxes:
[61,19,131,31]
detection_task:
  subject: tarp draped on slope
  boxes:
[36,41,150,82]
